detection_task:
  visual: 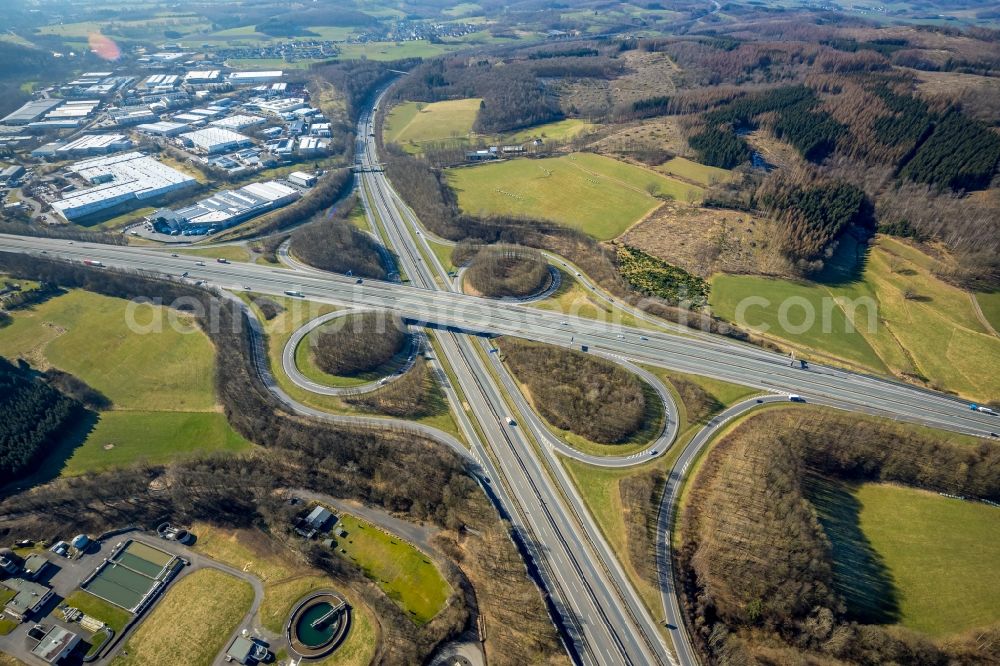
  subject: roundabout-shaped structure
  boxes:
[286,590,351,660]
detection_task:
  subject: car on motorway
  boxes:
[217,257,229,264]
[181,271,189,277]
[639,336,649,341]
[650,449,658,456]
[284,290,304,297]
[243,285,251,290]
[195,261,206,266]
[788,394,806,402]
[171,253,179,257]
[356,277,363,284]
[506,416,517,426]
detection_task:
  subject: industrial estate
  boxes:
[0,1,998,666]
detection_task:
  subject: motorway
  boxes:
[3,98,999,666]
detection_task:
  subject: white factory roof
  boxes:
[52,152,196,219]
[173,113,206,123]
[136,121,188,135]
[210,114,265,130]
[179,127,252,151]
[229,71,283,81]
[251,97,307,115]
[1,99,63,125]
[56,134,132,152]
[144,74,180,87]
[184,70,221,82]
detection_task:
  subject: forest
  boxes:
[456,243,551,299]
[0,357,81,486]
[496,338,647,444]
[289,196,388,280]
[758,177,872,269]
[313,311,408,377]
[678,408,1000,665]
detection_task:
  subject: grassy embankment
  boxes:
[710,236,1000,400]
[445,152,702,240]
[0,290,251,477]
[655,156,734,187]
[332,512,452,625]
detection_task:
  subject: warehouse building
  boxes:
[250,97,308,117]
[51,152,196,221]
[1,165,25,185]
[1,577,53,621]
[183,70,222,84]
[151,180,299,233]
[136,121,189,137]
[288,171,316,188]
[142,74,180,89]
[211,114,266,131]
[1,99,63,126]
[228,71,283,85]
[179,127,253,154]
[55,134,133,157]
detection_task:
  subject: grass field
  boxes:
[114,568,253,666]
[446,152,701,240]
[710,237,1000,399]
[656,156,734,187]
[813,482,1000,637]
[0,290,215,410]
[976,290,1000,332]
[0,290,252,477]
[61,412,250,475]
[63,590,132,632]
[336,40,457,61]
[333,513,450,625]
[177,245,253,264]
[502,119,596,143]
[384,99,482,151]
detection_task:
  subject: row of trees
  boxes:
[459,244,550,299]
[0,357,81,485]
[677,407,1000,664]
[496,338,647,444]
[313,311,407,377]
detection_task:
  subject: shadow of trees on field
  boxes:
[804,474,901,625]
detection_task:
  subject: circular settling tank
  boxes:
[295,602,339,648]
[287,591,351,659]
